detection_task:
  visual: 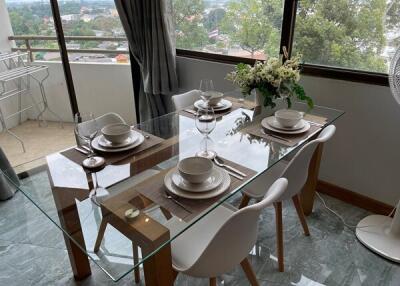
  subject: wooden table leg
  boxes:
[142,242,174,286]
[49,183,91,280]
[300,143,324,216]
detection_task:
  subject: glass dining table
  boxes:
[0,92,344,285]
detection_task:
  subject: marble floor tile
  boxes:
[0,171,400,285]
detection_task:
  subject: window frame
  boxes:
[175,0,389,87]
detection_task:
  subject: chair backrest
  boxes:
[172,90,201,111]
[278,125,336,201]
[76,112,126,145]
[186,178,288,277]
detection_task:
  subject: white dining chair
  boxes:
[165,178,288,286]
[76,112,126,146]
[239,125,336,272]
[172,89,201,111]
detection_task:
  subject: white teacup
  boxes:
[101,123,131,144]
[178,157,213,184]
[274,109,304,128]
[207,91,224,106]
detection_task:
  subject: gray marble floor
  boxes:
[1,171,399,286]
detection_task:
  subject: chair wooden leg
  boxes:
[239,194,251,209]
[132,242,141,283]
[94,219,107,252]
[240,258,260,286]
[292,194,310,236]
[209,277,217,286]
[274,202,284,272]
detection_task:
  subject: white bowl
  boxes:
[274,109,303,128]
[207,91,224,106]
[178,157,213,184]
[101,123,131,144]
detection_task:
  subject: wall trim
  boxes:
[317,180,394,215]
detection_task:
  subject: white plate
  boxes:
[164,166,231,199]
[171,166,223,193]
[98,131,139,148]
[194,99,233,112]
[92,131,145,152]
[265,117,305,131]
[261,116,310,134]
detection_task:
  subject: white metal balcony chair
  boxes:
[165,178,288,286]
[76,112,126,146]
[172,89,201,111]
[239,125,336,272]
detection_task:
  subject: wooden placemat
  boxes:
[179,96,256,120]
[245,114,328,147]
[134,158,256,222]
[60,129,164,170]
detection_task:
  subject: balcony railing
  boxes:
[8,35,129,61]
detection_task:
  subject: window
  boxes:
[292,0,400,73]
[6,0,129,63]
[173,0,284,60]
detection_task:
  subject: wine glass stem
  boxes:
[204,134,208,154]
[88,138,95,158]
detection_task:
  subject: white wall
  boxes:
[28,61,136,125]
[176,56,400,206]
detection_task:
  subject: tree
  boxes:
[220,0,282,58]
[173,0,208,49]
[293,0,388,72]
[203,8,226,31]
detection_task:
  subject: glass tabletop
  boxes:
[0,93,344,282]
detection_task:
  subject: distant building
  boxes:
[61,14,79,22]
[81,14,96,22]
[115,54,128,63]
[93,30,105,37]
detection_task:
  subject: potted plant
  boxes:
[226,55,313,109]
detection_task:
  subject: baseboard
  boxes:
[316,180,394,215]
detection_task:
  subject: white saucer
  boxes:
[92,131,145,152]
[265,117,305,131]
[98,131,139,149]
[261,116,310,134]
[164,167,230,199]
[194,99,233,112]
[171,166,223,193]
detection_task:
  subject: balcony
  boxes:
[0,35,136,167]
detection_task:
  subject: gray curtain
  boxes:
[115,0,178,122]
[0,147,19,200]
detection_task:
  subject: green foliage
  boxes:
[293,0,388,73]
[173,0,208,49]
[220,0,282,57]
[6,0,398,74]
[203,8,226,31]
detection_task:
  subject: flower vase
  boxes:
[255,89,264,106]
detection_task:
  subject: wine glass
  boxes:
[74,112,104,168]
[199,79,215,107]
[195,107,217,159]
[90,171,109,206]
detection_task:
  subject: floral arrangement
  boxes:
[226,55,313,109]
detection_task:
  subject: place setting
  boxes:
[61,112,164,170]
[247,109,327,146]
[134,153,255,221]
[134,105,255,219]
[181,79,234,119]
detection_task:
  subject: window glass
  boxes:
[173,0,284,60]
[293,0,400,73]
